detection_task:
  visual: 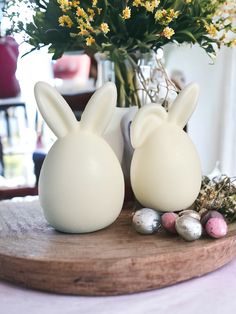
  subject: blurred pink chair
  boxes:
[0,36,20,98]
[53,54,91,81]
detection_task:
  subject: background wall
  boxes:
[165,44,236,176]
[3,38,235,182]
[17,43,236,177]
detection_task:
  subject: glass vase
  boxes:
[95,50,174,108]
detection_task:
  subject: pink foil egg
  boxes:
[201,210,224,227]
[205,217,228,239]
[161,212,178,234]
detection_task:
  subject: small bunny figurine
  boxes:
[130,83,202,212]
[34,81,124,233]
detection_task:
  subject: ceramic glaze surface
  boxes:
[130,83,202,212]
[39,132,124,233]
[35,81,124,233]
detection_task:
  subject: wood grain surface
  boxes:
[0,198,236,295]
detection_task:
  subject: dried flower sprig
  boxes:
[195,175,236,223]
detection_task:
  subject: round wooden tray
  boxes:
[0,199,236,295]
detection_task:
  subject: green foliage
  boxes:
[3,0,235,59]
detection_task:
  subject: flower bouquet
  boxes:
[4,0,236,106]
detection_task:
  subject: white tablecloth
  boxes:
[1,257,236,314]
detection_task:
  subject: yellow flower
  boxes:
[86,36,95,46]
[58,15,73,28]
[145,2,154,12]
[132,0,142,7]
[57,0,69,5]
[185,0,192,3]
[162,27,175,39]
[145,1,160,12]
[155,8,178,25]
[161,9,167,16]
[229,38,236,47]
[71,0,80,7]
[152,0,160,8]
[206,24,217,37]
[57,0,71,12]
[100,22,110,34]
[76,7,87,19]
[122,7,131,19]
[78,19,94,32]
[87,8,95,21]
[92,0,98,6]
[154,10,163,20]
[169,9,179,19]
[79,28,89,36]
[155,9,167,20]
[133,0,160,10]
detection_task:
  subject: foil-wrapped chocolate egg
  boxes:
[179,209,201,220]
[176,216,202,241]
[205,217,228,238]
[200,210,224,227]
[132,208,161,234]
[161,212,178,233]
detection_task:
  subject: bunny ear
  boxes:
[80,82,117,135]
[131,104,168,148]
[168,83,199,129]
[34,81,78,138]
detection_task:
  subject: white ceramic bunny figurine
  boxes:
[34,81,124,233]
[130,83,202,212]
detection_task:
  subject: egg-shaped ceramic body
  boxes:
[39,130,124,233]
[131,124,201,211]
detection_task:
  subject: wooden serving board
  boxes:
[0,199,236,296]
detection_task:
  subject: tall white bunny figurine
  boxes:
[34,81,124,233]
[130,83,202,212]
